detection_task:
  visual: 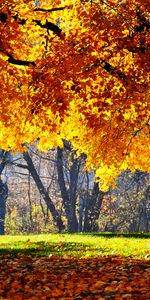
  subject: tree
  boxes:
[0,0,150,190]
[4,146,104,233]
[23,151,64,231]
[3,148,64,233]
[83,182,104,232]
[99,170,150,232]
[0,178,8,235]
[56,143,104,232]
[56,146,79,232]
[4,149,64,234]
[0,151,9,234]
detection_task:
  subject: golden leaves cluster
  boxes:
[0,0,149,189]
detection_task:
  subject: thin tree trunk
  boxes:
[0,151,9,235]
[78,197,84,232]
[23,151,64,232]
[0,181,8,235]
[84,183,104,232]
[56,147,78,232]
[144,185,150,232]
[27,173,34,232]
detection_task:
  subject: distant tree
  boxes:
[83,182,104,232]
[23,151,64,231]
[56,143,105,232]
[99,170,150,232]
[3,147,149,234]
[5,148,65,233]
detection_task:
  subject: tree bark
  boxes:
[84,183,104,232]
[0,151,9,235]
[56,147,78,232]
[0,180,8,235]
[143,185,150,232]
[78,197,84,232]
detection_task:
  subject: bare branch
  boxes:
[33,7,66,12]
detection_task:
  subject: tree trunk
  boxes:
[0,180,8,235]
[56,147,78,232]
[23,151,64,232]
[84,183,104,232]
[0,151,9,235]
[143,185,150,232]
[78,197,84,232]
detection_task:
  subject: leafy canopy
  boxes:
[0,0,150,189]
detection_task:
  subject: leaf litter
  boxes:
[0,255,149,299]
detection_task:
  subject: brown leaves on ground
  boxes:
[0,256,149,299]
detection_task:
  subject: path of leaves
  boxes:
[0,256,149,300]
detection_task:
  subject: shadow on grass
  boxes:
[0,241,97,258]
[83,232,150,239]
[0,232,149,258]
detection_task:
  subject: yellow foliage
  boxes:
[0,0,150,190]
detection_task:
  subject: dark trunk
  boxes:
[69,151,79,232]
[56,147,78,232]
[142,185,150,232]
[84,183,104,232]
[0,181,8,235]
[78,197,84,232]
[0,151,9,235]
[23,151,64,232]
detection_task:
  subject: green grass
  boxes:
[0,233,149,259]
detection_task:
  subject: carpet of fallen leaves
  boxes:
[0,255,149,300]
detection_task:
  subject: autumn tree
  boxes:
[0,0,150,190]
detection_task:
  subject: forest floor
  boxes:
[0,233,149,299]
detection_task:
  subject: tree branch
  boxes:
[11,162,29,169]
[7,54,36,66]
[0,12,8,22]
[33,7,66,12]
[85,58,126,80]
[33,19,62,36]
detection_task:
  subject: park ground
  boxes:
[0,233,150,299]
